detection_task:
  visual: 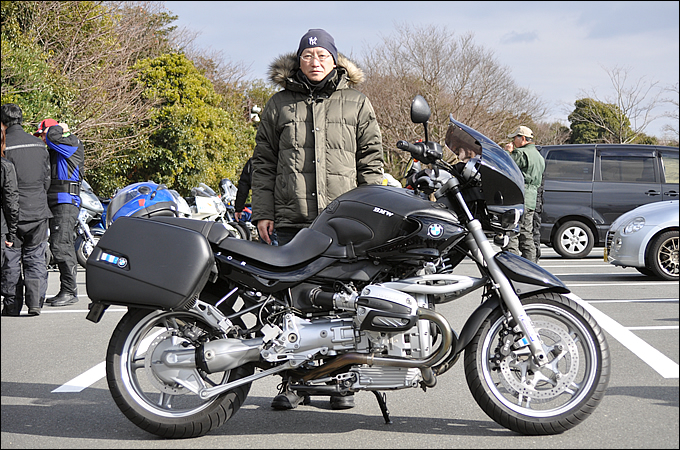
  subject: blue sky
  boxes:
[163,1,679,138]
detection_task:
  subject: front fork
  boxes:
[465,220,548,366]
[448,182,549,367]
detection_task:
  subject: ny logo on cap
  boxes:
[309,37,317,46]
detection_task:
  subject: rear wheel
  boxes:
[553,221,594,258]
[464,293,610,435]
[647,230,679,281]
[106,308,254,438]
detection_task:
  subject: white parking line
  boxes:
[51,327,164,393]
[566,293,679,379]
[52,362,105,393]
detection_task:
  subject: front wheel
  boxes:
[464,293,610,435]
[75,234,100,268]
[106,308,254,438]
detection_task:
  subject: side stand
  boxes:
[372,391,393,424]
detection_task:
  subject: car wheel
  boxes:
[553,220,594,259]
[647,230,679,281]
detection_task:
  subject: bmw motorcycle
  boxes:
[85,96,610,438]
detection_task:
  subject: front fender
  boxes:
[494,251,569,297]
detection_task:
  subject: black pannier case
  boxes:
[86,217,213,309]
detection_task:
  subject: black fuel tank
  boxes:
[310,185,464,258]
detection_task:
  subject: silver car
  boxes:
[605,200,678,280]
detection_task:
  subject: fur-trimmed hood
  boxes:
[267,52,365,90]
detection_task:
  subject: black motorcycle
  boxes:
[85,95,610,438]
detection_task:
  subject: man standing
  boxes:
[36,120,84,307]
[503,126,545,263]
[234,157,252,221]
[1,104,52,316]
[251,29,384,409]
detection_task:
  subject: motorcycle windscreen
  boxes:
[445,116,525,210]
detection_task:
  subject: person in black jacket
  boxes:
[36,120,84,307]
[1,104,52,316]
[1,126,20,278]
[234,158,252,221]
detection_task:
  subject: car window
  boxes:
[660,152,679,183]
[544,148,594,181]
[600,155,656,182]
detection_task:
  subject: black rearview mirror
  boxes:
[410,95,431,124]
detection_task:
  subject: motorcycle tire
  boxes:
[75,234,100,268]
[231,221,251,241]
[106,308,254,438]
[464,292,610,435]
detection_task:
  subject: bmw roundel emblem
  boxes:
[427,223,444,238]
[117,257,128,268]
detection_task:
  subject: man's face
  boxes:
[299,47,336,82]
[513,135,526,147]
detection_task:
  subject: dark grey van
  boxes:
[538,144,679,258]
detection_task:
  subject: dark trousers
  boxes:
[274,227,302,246]
[49,203,79,295]
[1,219,49,312]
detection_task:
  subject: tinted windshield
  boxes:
[445,116,525,209]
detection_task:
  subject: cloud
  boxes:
[501,31,539,44]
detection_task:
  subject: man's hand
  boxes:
[504,143,514,153]
[257,219,275,245]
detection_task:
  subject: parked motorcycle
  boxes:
[74,179,107,268]
[185,182,248,240]
[85,95,610,438]
[219,177,257,241]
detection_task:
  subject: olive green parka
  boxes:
[251,52,384,229]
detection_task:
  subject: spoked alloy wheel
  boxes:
[106,308,253,438]
[648,230,679,281]
[464,293,610,435]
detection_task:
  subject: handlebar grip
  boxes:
[396,140,424,157]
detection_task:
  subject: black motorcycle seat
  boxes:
[217,227,333,268]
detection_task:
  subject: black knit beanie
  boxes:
[296,29,338,64]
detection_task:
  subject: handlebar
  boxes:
[396,140,443,165]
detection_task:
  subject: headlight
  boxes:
[622,217,645,235]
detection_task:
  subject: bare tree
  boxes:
[573,65,664,144]
[360,23,547,176]
[8,1,178,169]
[661,82,679,143]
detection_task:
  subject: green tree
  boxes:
[98,52,255,196]
[568,98,634,144]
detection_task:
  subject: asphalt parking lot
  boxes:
[1,245,678,449]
